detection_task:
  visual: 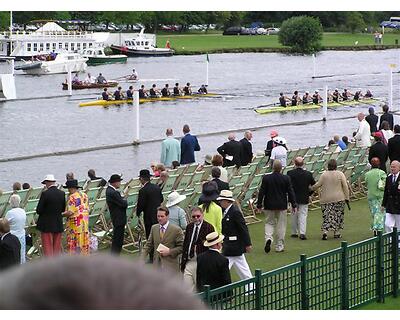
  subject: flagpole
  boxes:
[206,53,209,86]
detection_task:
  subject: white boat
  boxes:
[15,52,88,75]
[81,47,127,65]
[0,22,109,59]
[110,29,174,57]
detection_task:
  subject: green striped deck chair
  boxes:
[201,165,213,180]
[83,179,104,191]
[124,178,141,192]
[4,189,32,212]
[286,150,297,163]
[126,185,141,195]
[240,172,251,185]
[189,192,202,207]
[321,152,333,161]
[247,162,259,175]
[189,171,206,187]
[78,179,86,188]
[336,150,349,165]
[303,154,312,164]
[297,147,310,157]
[326,144,339,153]
[310,152,322,162]
[236,186,261,224]
[26,199,40,214]
[255,156,269,172]
[126,192,139,208]
[235,165,250,176]
[312,160,325,173]
[25,187,43,202]
[192,182,203,194]
[162,174,179,193]
[175,173,194,191]
[0,191,13,217]
[229,175,242,186]
[25,209,37,228]
[225,166,237,180]
[349,154,362,166]
[185,163,199,175]
[123,208,145,253]
[314,145,326,154]
[283,165,295,175]
[230,183,244,199]
[86,187,102,205]
[248,174,264,190]
[251,155,264,165]
[305,146,316,156]
[89,198,107,231]
[304,161,314,172]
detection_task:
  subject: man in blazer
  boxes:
[217,133,242,168]
[218,190,253,291]
[211,167,230,193]
[180,124,201,165]
[287,157,316,240]
[382,160,400,233]
[181,207,214,291]
[369,132,388,172]
[240,130,253,166]
[379,104,394,130]
[388,125,400,162]
[142,207,184,272]
[106,174,128,255]
[0,218,21,270]
[196,232,232,300]
[36,174,65,256]
[257,160,297,253]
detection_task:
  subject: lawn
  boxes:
[358,295,400,310]
[156,32,400,53]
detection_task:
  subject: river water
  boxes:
[1,50,400,189]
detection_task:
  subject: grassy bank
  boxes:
[156,32,400,54]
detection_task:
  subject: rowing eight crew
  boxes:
[101,83,209,101]
[279,89,373,107]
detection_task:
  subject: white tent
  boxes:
[35,22,66,33]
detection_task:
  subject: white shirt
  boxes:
[5,208,26,238]
[188,220,203,259]
[223,204,233,217]
[271,145,287,167]
[354,119,371,147]
[382,130,394,143]
[160,221,170,233]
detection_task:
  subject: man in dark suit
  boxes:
[369,132,389,172]
[196,232,231,299]
[211,167,229,193]
[0,218,21,270]
[382,160,400,233]
[180,124,201,165]
[379,105,394,130]
[181,207,214,291]
[287,157,316,240]
[218,190,253,291]
[240,130,253,166]
[388,125,400,162]
[257,160,297,253]
[217,133,242,168]
[365,107,378,134]
[36,174,65,256]
[106,174,128,255]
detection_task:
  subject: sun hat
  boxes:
[373,131,383,139]
[108,174,123,183]
[217,190,235,202]
[41,174,56,184]
[204,154,213,165]
[166,191,187,207]
[270,130,279,138]
[273,136,287,146]
[63,179,82,189]
[203,231,225,247]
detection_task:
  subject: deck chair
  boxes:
[229,175,243,186]
[236,186,262,225]
[83,179,104,191]
[89,198,108,232]
[312,160,325,173]
[189,171,206,187]
[296,147,309,157]
[25,187,43,202]
[175,173,194,191]
[123,206,145,254]
[162,174,179,193]
[185,163,199,175]
[225,166,238,180]
[25,199,40,215]
[0,191,13,217]
[86,187,102,205]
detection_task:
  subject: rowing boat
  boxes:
[62,81,118,90]
[79,93,219,107]
[254,98,377,114]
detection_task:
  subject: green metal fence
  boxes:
[199,228,400,310]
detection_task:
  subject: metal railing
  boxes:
[199,228,400,310]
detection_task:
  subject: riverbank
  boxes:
[156,32,400,54]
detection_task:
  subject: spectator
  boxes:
[142,207,184,272]
[333,135,347,151]
[157,171,169,191]
[379,120,394,145]
[342,136,350,147]
[379,105,394,130]
[270,137,288,167]
[166,191,187,230]
[368,132,388,172]
[65,172,74,181]
[180,124,201,165]
[240,130,253,166]
[171,161,180,169]
[36,175,65,256]
[217,133,242,168]
[382,161,400,235]
[160,128,181,167]
[364,157,386,235]
[12,182,21,192]
[156,164,166,177]
[181,207,214,291]
[265,130,279,160]
[354,113,371,147]
[22,183,30,190]
[257,160,297,253]
[150,162,158,176]
[365,107,378,134]
[211,167,229,193]
[199,181,222,234]
[388,125,400,162]
[311,159,350,240]
[5,194,26,264]
[287,157,316,240]
[0,218,20,271]
[211,154,228,183]
[204,154,212,166]
[87,169,107,187]
[62,180,90,255]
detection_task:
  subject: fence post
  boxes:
[204,285,211,307]
[341,241,349,310]
[376,231,384,303]
[255,269,262,310]
[392,227,399,298]
[300,254,309,310]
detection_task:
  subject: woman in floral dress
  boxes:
[62,179,90,255]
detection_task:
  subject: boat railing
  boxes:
[1,30,95,40]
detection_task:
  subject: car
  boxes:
[223,26,243,35]
[256,28,267,35]
[266,27,280,35]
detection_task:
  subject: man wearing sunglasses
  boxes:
[180,207,214,292]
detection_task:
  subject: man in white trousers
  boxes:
[218,190,253,292]
[354,113,371,147]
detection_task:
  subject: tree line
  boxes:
[0,11,399,33]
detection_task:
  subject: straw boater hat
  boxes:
[203,231,225,247]
[217,190,235,202]
[166,191,186,208]
[204,154,213,165]
[41,174,56,184]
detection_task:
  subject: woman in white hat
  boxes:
[166,191,187,230]
[270,136,288,168]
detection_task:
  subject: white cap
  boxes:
[41,174,56,184]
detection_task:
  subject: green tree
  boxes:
[0,12,10,30]
[345,12,366,33]
[278,15,323,54]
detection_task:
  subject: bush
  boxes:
[278,16,323,54]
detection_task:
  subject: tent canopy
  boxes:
[35,22,66,33]
[380,21,400,29]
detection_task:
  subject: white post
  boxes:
[67,67,72,96]
[205,54,209,86]
[9,11,12,32]
[133,90,140,144]
[389,66,393,110]
[9,11,13,54]
[323,85,328,121]
[312,54,316,78]
[10,58,14,76]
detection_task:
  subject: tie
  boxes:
[189,225,199,259]
[393,175,397,184]
[160,226,165,240]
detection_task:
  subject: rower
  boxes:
[139,85,147,99]
[126,86,134,99]
[173,83,181,96]
[365,90,373,98]
[149,84,160,98]
[198,84,208,94]
[183,82,192,95]
[332,89,341,102]
[96,73,107,84]
[84,73,95,84]
[302,91,311,104]
[312,90,322,104]
[72,73,81,85]
[128,68,138,80]
[113,86,124,100]
[342,88,351,101]
[291,90,300,106]
[353,89,362,101]
[279,92,290,107]
[161,84,171,97]
[102,88,111,101]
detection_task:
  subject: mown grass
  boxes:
[358,295,400,310]
[156,32,400,53]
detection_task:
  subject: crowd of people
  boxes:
[1,103,400,302]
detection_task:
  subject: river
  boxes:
[0,49,400,189]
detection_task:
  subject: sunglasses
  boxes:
[191,215,201,218]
